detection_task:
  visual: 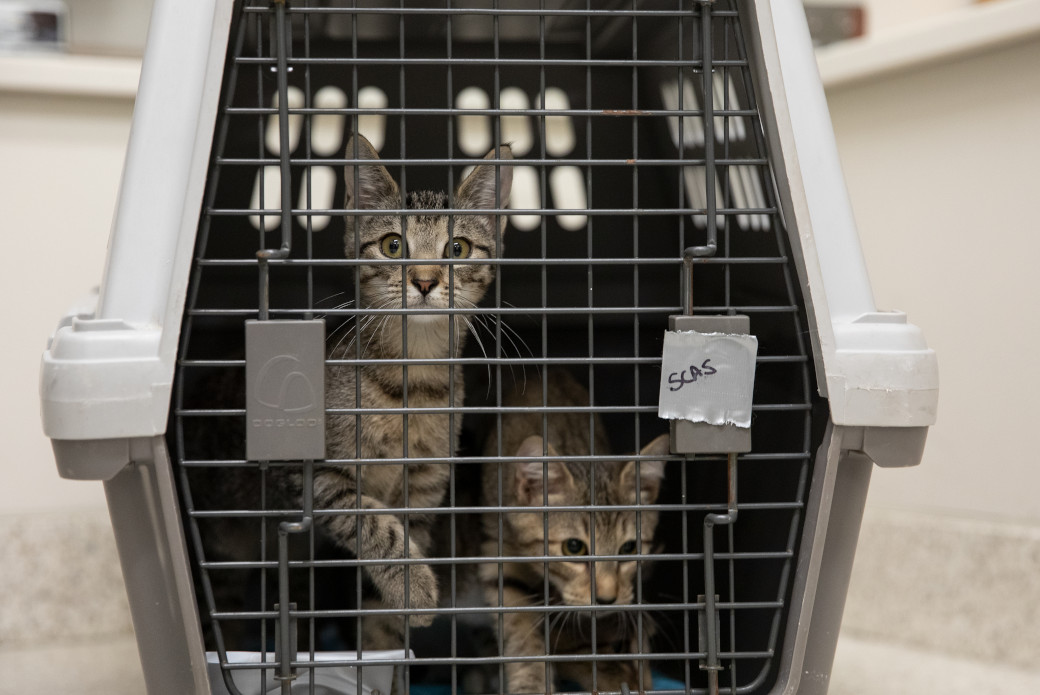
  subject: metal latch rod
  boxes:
[259,0,294,320]
[275,459,314,693]
[702,451,738,695]
[688,0,718,260]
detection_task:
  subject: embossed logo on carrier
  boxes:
[245,320,326,461]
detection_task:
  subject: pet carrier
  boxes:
[40,1,938,694]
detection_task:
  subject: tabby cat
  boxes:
[480,370,670,693]
[194,134,512,645]
[322,134,512,626]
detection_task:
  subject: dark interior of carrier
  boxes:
[169,2,827,693]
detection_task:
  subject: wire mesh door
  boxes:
[171,2,824,694]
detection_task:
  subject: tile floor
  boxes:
[3,632,1039,695]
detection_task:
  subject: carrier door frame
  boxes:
[740,0,939,443]
[741,1,934,692]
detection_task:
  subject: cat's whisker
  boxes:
[362,310,394,360]
[339,313,375,356]
[466,308,533,393]
[334,323,357,356]
[457,313,493,389]
[325,321,350,348]
[316,297,355,320]
[463,313,499,390]
[493,299,537,374]
[324,302,361,345]
[314,291,350,307]
[326,321,358,352]
[548,610,566,654]
[340,297,395,357]
[497,316,533,359]
[336,299,389,355]
[575,610,588,643]
[492,316,529,391]
[514,604,550,650]
[623,607,643,641]
[454,304,519,391]
[641,609,676,651]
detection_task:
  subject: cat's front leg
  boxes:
[317,479,439,625]
[556,630,653,695]
[483,581,553,694]
[502,609,553,695]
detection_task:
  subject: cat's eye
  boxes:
[619,540,638,555]
[562,539,588,556]
[381,234,403,258]
[444,238,471,259]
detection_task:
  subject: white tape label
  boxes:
[657,330,758,428]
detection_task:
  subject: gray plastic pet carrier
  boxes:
[40,1,937,694]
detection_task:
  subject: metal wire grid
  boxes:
[170,2,822,694]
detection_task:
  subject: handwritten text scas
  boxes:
[667,359,718,391]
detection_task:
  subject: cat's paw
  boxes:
[380,562,439,627]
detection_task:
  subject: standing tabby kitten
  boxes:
[322,135,513,626]
[193,135,513,646]
[481,370,670,693]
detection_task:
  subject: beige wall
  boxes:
[0,90,131,515]
[807,0,974,33]
[4,18,1038,525]
[858,0,973,32]
[825,37,1040,522]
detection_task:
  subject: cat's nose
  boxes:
[412,277,439,296]
[596,594,617,605]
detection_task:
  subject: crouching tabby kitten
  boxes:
[480,370,670,694]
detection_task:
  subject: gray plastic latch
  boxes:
[667,314,752,454]
[245,319,326,461]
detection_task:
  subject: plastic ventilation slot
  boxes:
[661,73,747,149]
[357,86,387,152]
[311,85,347,156]
[297,86,348,232]
[661,77,704,148]
[264,86,304,155]
[455,86,492,157]
[509,165,540,231]
[549,166,587,231]
[499,86,534,157]
[538,87,576,158]
[683,166,725,230]
[713,71,747,142]
[249,166,281,232]
[298,166,336,232]
[249,84,389,233]
[729,165,770,232]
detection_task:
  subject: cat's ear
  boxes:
[514,435,575,505]
[343,134,399,210]
[620,434,670,505]
[456,145,513,216]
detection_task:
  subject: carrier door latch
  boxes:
[663,314,755,455]
[661,240,758,455]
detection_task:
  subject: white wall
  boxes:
[0,89,133,515]
[807,0,975,33]
[6,4,1037,524]
[824,37,1040,522]
[1,3,150,518]
[64,0,154,55]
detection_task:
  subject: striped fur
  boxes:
[481,370,670,693]
[193,135,512,648]
[321,135,512,630]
